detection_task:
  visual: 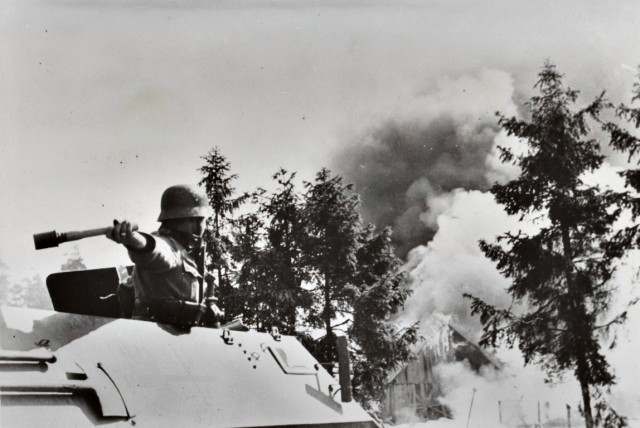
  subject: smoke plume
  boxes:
[332,66,640,425]
[334,69,519,257]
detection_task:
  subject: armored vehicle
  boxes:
[0,265,378,427]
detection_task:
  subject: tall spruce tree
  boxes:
[259,169,310,333]
[466,62,628,428]
[231,212,271,329]
[301,168,361,362]
[231,169,310,334]
[301,168,417,411]
[198,147,248,318]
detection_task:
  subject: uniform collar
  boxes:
[158,226,204,253]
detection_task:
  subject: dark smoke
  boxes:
[334,114,499,258]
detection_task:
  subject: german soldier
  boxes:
[106,184,223,329]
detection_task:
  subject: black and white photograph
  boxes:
[1,1,640,427]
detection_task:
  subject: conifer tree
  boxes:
[198,147,248,318]
[466,62,629,428]
[301,168,361,361]
[198,160,417,411]
[259,169,310,333]
[231,212,271,329]
[232,170,310,334]
[301,169,417,410]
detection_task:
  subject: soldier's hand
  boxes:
[107,219,146,249]
[207,302,225,321]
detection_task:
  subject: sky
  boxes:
[2,0,640,423]
[1,0,639,277]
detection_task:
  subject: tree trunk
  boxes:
[560,225,594,428]
[577,358,594,428]
[324,271,332,338]
[284,249,297,334]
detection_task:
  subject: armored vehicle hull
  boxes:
[0,305,377,427]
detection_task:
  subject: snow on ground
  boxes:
[393,420,458,428]
[392,419,640,428]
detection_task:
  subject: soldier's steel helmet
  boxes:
[158,185,213,221]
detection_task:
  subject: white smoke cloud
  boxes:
[599,251,640,422]
[435,350,583,428]
[396,69,519,125]
[401,189,523,342]
[395,342,640,428]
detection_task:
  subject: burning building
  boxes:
[383,319,500,424]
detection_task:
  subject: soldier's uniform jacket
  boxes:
[128,227,208,326]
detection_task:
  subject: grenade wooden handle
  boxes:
[34,224,138,250]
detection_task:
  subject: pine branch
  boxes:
[331,319,351,329]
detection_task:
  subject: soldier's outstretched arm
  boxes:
[106,220,147,250]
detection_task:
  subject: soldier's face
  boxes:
[173,217,206,237]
